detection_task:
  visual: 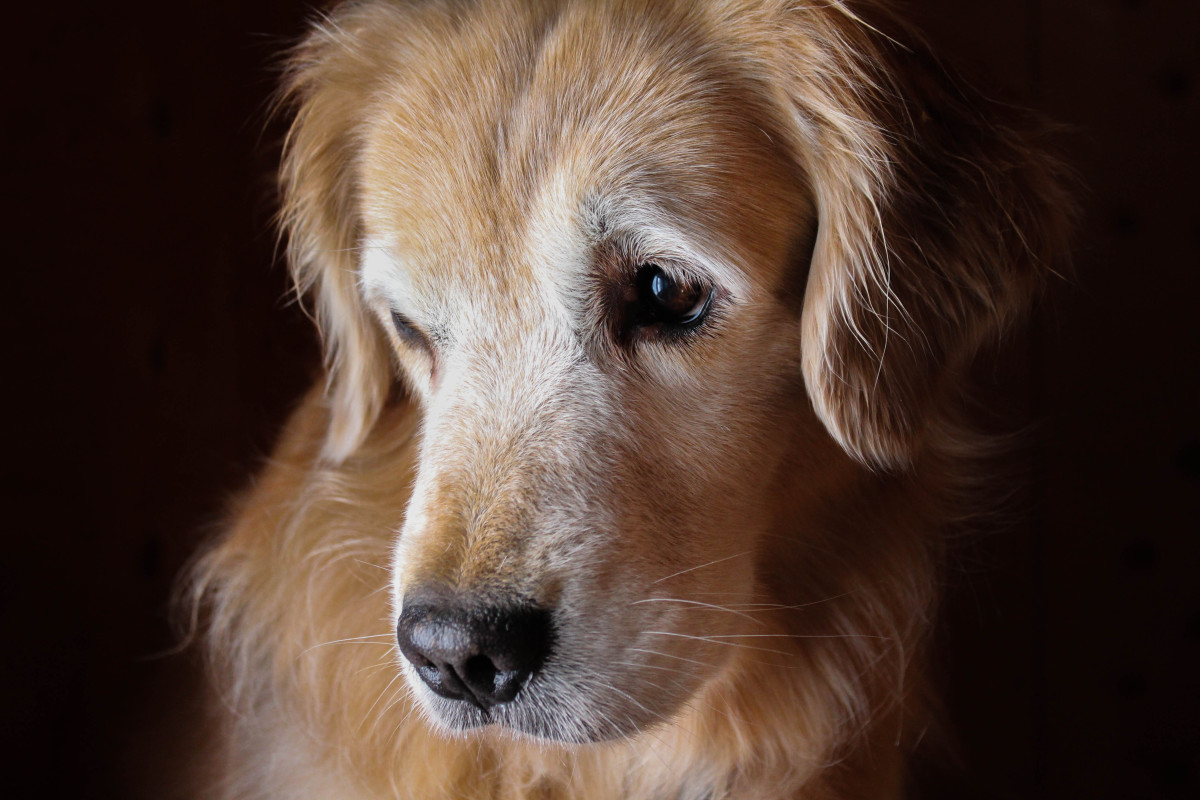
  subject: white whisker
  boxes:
[360,669,406,729]
[649,552,751,585]
[630,596,766,625]
[298,633,395,658]
[642,630,795,656]
[627,646,718,670]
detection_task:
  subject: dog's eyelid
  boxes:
[649,263,707,287]
[389,309,435,351]
[391,309,416,333]
[606,222,748,293]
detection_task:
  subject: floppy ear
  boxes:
[278,15,396,463]
[773,6,1072,468]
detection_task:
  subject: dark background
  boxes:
[2,1,1196,798]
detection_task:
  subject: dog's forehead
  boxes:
[357,1,805,319]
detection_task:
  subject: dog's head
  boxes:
[279,0,1069,744]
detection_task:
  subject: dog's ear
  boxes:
[278,16,396,463]
[770,6,1073,468]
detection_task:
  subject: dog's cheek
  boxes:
[607,328,803,574]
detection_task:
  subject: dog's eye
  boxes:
[391,311,427,348]
[633,264,712,328]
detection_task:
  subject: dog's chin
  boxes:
[411,678,662,745]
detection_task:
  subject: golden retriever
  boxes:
[186,1,1072,797]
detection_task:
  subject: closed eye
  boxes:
[391,310,433,352]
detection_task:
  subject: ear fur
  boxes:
[278,11,399,463]
[771,4,1072,468]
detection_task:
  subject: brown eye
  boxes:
[633,264,712,328]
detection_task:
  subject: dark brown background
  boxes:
[2,1,1197,798]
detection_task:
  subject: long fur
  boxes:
[185,1,1072,798]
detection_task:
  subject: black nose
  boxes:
[395,600,552,709]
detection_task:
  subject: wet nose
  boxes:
[395,599,552,708]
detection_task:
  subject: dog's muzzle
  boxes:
[396,597,552,710]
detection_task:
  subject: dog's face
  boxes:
[356,5,823,742]
[279,0,1068,746]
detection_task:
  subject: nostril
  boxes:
[396,600,552,708]
[463,653,497,690]
[396,604,467,702]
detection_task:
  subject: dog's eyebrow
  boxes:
[605,225,749,298]
[359,236,428,311]
[359,236,410,293]
[576,190,749,290]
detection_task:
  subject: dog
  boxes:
[185,1,1072,797]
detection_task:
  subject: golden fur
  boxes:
[186,1,1072,798]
